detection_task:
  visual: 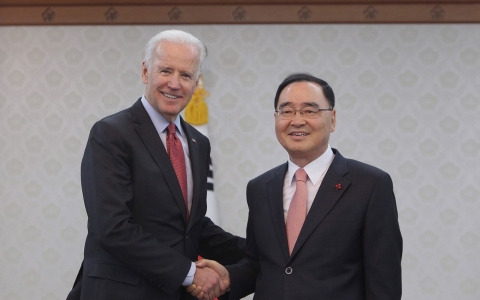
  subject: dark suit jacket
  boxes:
[67,99,245,300]
[226,149,402,300]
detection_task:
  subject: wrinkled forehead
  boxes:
[152,41,201,73]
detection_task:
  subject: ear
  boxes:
[141,61,148,84]
[330,109,336,132]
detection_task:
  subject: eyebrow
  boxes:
[277,102,320,109]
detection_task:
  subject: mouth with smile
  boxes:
[162,92,181,99]
[289,132,309,137]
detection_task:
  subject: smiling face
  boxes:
[275,81,336,167]
[142,41,200,122]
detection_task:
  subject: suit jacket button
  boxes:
[285,267,293,274]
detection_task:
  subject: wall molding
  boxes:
[1,1,479,25]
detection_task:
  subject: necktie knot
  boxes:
[295,168,308,183]
[167,123,177,137]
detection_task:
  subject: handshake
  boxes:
[186,259,230,300]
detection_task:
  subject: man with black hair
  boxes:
[192,73,402,300]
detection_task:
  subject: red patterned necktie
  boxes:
[167,123,189,220]
[286,168,308,255]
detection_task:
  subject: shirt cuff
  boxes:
[182,262,196,286]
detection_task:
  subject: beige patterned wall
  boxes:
[1,25,479,299]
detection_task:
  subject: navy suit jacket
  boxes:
[67,99,245,300]
[226,149,402,300]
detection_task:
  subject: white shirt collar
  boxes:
[286,145,335,186]
[141,95,184,136]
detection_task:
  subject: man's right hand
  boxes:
[187,259,230,300]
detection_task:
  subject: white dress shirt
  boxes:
[283,145,335,221]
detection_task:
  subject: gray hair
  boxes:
[144,29,207,78]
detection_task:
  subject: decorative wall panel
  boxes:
[1,24,479,299]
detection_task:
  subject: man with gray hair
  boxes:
[66,29,245,300]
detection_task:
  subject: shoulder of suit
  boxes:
[332,148,389,177]
[94,98,148,130]
[93,106,132,129]
[249,163,286,184]
[344,157,390,178]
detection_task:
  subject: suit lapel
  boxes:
[290,150,351,258]
[266,163,290,261]
[181,119,201,231]
[130,99,189,223]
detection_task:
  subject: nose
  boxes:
[168,74,181,89]
[291,110,305,126]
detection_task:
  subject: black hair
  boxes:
[273,73,335,109]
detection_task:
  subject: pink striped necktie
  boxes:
[286,168,308,255]
[167,123,189,220]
